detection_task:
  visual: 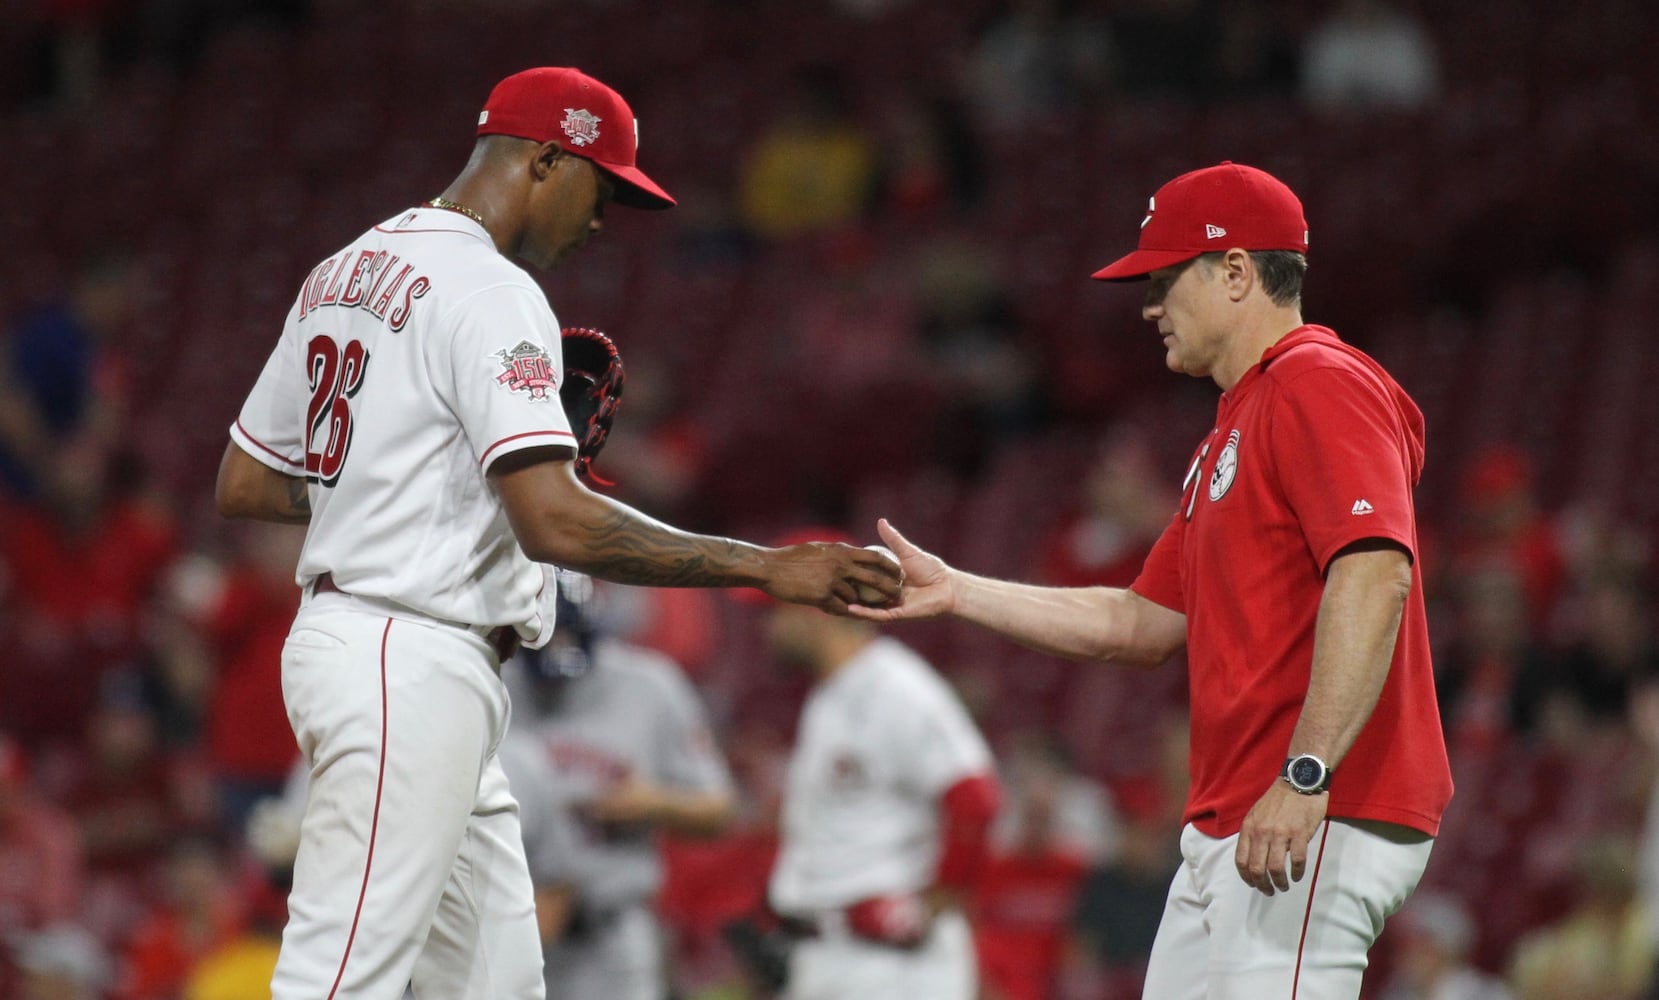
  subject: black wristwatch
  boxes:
[1281,754,1333,795]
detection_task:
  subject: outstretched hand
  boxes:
[846,519,957,622]
[762,539,904,615]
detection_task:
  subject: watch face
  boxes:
[1289,756,1325,790]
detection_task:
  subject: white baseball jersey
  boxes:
[230,206,574,643]
[769,637,993,913]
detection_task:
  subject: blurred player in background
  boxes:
[498,573,736,1000]
[854,163,1451,999]
[752,528,1001,1000]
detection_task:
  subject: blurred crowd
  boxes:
[3,0,1659,998]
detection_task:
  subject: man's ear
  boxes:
[1223,248,1253,302]
[531,140,567,180]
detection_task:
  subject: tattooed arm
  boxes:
[215,442,312,524]
[490,448,900,613]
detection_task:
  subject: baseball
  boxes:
[856,544,903,605]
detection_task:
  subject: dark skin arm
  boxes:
[215,440,901,611]
[215,442,311,524]
[492,447,900,613]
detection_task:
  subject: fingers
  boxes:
[877,518,916,556]
[1235,784,1330,895]
[1235,834,1292,895]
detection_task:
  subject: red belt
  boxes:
[313,573,521,662]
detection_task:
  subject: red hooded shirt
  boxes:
[1132,325,1452,837]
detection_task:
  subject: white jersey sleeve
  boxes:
[435,281,576,472]
[230,300,308,476]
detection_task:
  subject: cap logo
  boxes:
[1140,195,1155,229]
[478,110,489,125]
[1206,224,1227,239]
[561,108,602,147]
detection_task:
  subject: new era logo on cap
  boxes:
[1093,162,1308,281]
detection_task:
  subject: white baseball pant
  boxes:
[270,591,544,1000]
[785,908,975,1000]
[1142,818,1434,1000]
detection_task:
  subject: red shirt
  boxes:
[1131,326,1452,838]
[971,848,1090,1000]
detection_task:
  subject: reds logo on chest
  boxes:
[1209,429,1241,502]
[494,340,556,400]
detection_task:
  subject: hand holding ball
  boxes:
[856,545,903,605]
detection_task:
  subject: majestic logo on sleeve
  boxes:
[1209,429,1240,501]
[494,341,556,401]
[561,108,601,147]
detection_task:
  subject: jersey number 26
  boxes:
[305,334,369,486]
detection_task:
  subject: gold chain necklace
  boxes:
[426,197,485,225]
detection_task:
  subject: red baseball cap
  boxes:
[477,67,676,210]
[1092,162,1307,281]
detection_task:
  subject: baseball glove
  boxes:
[559,326,624,484]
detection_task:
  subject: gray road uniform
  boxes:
[499,637,734,1000]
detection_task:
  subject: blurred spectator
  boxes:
[1300,0,1441,112]
[0,253,132,500]
[1442,444,1567,640]
[0,733,86,937]
[966,0,1115,133]
[972,732,1104,1000]
[1066,776,1182,1000]
[179,872,286,1000]
[162,524,304,830]
[736,64,881,240]
[1378,891,1514,1000]
[114,836,246,1000]
[55,675,202,882]
[1031,425,1170,589]
[911,238,1047,478]
[0,438,179,746]
[1432,567,1534,756]
[878,92,986,218]
[1506,835,1654,1000]
[1512,571,1659,748]
[9,923,113,1000]
[49,673,213,944]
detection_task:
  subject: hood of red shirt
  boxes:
[1263,325,1426,485]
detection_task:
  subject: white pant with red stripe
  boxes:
[1142,818,1433,1000]
[270,590,544,1000]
